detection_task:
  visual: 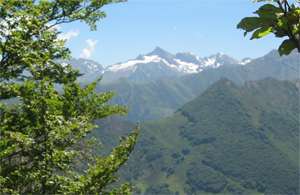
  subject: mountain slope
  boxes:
[55,58,104,83]
[101,47,248,82]
[101,77,299,194]
[94,49,299,122]
[62,47,251,83]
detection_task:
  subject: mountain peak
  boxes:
[215,77,236,87]
[147,47,170,56]
[146,47,178,65]
[175,51,202,65]
[214,52,226,59]
[154,46,164,51]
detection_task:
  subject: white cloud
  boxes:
[57,29,79,40]
[79,39,98,59]
[174,27,177,30]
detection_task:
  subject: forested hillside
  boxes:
[92,77,299,194]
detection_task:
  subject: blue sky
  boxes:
[57,0,298,68]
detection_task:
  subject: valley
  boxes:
[4,48,299,194]
[79,49,299,194]
[91,77,299,194]
[92,49,299,122]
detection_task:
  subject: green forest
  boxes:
[92,77,299,194]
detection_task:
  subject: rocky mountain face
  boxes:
[55,58,104,82]
[59,47,251,83]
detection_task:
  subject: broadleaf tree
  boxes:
[0,0,140,194]
[237,0,300,56]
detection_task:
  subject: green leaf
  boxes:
[278,39,297,56]
[250,26,274,39]
[237,17,262,36]
[254,3,282,18]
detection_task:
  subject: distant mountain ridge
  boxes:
[59,47,251,83]
[94,49,299,122]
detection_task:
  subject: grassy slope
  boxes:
[94,77,299,194]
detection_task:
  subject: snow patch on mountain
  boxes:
[107,55,161,72]
[131,66,137,72]
[161,59,171,66]
[173,59,199,73]
[218,52,224,57]
[239,59,251,65]
[86,62,99,72]
[203,57,216,67]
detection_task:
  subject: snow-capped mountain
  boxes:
[59,47,251,83]
[174,50,241,71]
[239,57,252,65]
[55,58,104,82]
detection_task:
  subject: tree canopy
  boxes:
[237,0,300,56]
[0,0,139,194]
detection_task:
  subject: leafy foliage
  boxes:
[237,0,300,55]
[0,0,140,194]
[185,163,228,194]
[145,183,173,195]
